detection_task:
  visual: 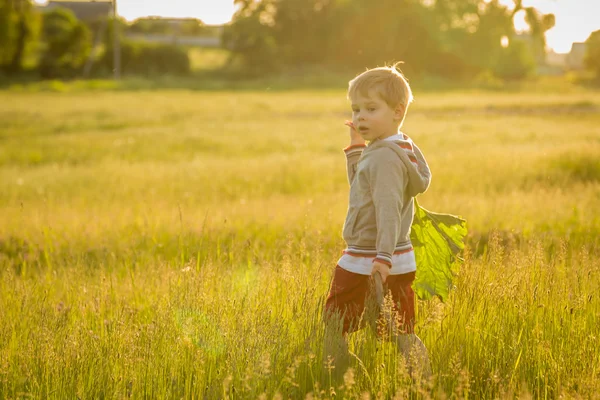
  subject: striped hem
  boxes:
[343,246,414,258]
[337,249,417,276]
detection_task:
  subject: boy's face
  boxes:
[350,89,405,142]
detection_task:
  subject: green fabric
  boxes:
[410,199,467,302]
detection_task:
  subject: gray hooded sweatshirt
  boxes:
[342,133,432,266]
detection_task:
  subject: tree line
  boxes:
[1,0,599,81]
[223,0,559,80]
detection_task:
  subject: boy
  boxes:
[323,64,432,377]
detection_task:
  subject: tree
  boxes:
[0,0,39,73]
[271,0,336,65]
[584,30,600,79]
[430,0,552,78]
[457,0,514,73]
[522,6,555,64]
[38,7,91,78]
[327,0,444,74]
[0,1,18,68]
[222,0,551,80]
[222,0,279,74]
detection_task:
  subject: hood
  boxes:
[369,133,432,197]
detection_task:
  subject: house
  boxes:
[152,17,201,29]
[126,18,224,48]
[37,1,112,22]
[566,42,587,70]
[546,50,567,67]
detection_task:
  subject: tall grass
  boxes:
[0,86,599,398]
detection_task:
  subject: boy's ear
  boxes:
[394,104,406,121]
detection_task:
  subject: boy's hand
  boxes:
[345,121,366,146]
[371,261,391,284]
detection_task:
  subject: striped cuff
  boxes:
[373,254,392,268]
[343,143,366,153]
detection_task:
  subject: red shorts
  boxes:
[324,265,416,335]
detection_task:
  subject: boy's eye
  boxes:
[367,107,376,112]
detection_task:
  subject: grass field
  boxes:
[1,80,600,399]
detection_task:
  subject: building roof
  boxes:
[569,42,586,54]
[42,1,112,21]
[566,42,587,70]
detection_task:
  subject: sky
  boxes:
[34,0,600,53]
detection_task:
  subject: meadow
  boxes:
[0,79,599,399]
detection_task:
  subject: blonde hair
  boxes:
[348,63,414,111]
